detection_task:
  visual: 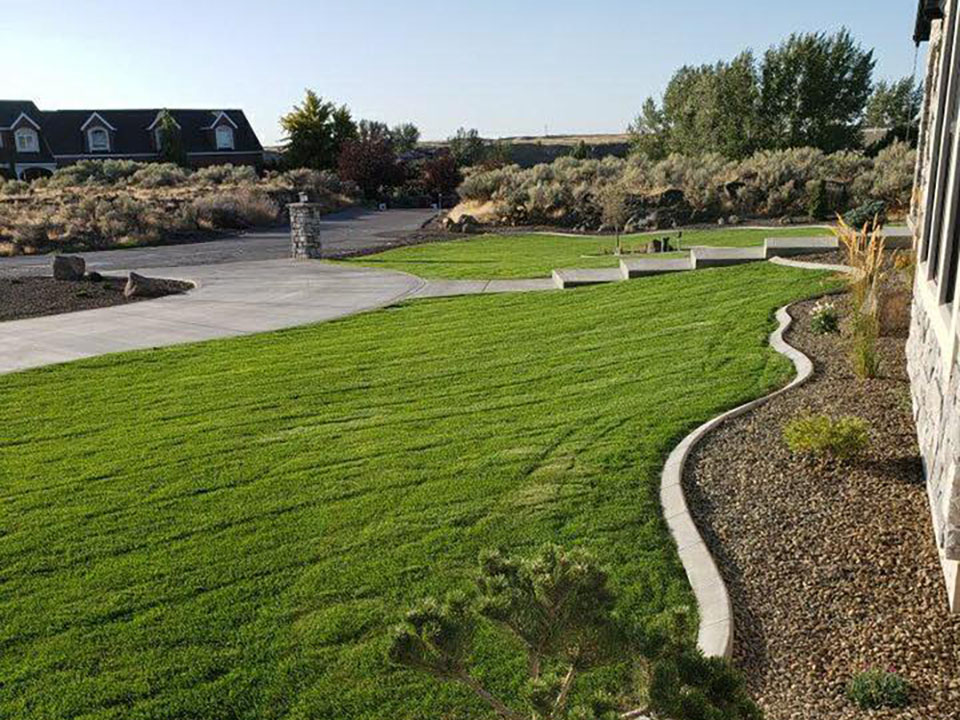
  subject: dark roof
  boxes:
[915,0,946,43]
[39,108,263,156]
[0,100,43,128]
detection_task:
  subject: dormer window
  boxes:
[215,125,235,150]
[15,128,39,153]
[88,127,110,153]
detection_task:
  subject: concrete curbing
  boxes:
[661,305,813,658]
[662,258,856,659]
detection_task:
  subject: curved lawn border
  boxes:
[662,257,853,658]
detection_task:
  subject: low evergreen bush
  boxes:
[783,413,870,461]
[847,668,909,710]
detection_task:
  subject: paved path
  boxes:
[0,260,427,374]
[0,207,436,277]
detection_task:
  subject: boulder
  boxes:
[124,272,167,298]
[86,271,103,283]
[53,255,85,281]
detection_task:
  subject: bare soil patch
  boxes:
[0,275,192,322]
[683,295,960,719]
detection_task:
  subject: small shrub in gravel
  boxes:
[809,300,839,334]
[846,668,909,710]
[783,413,870,461]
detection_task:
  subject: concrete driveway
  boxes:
[0,260,426,374]
[0,207,436,277]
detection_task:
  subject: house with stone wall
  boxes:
[909,0,960,612]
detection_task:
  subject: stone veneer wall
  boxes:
[907,295,960,612]
[289,203,323,259]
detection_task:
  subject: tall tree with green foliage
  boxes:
[155,109,187,167]
[280,90,358,170]
[760,29,875,153]
[390,122,421,153]
[631,29,875,159]
[448,127,486,167]
[865,77,923,129]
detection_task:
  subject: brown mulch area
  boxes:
[682,295,960,719]
[0,276,192,322]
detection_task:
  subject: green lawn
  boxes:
[0,263,837,720]
[340,227,833,279]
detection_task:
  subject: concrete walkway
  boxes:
[0,260,425,374]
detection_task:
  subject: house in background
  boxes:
[1,101,263,180]
[909,0,960,613]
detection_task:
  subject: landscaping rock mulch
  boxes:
[682,295,960,720]
[0,275,192,322]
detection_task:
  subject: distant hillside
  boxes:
[421,133,632,168]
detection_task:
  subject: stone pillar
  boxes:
[289,202,323,259]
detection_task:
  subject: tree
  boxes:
[760,29,875,153]
[337,138,402,198]
[155,109,187,167]
[481,139,513,169]
[390,122,421,154]
[280,90,358,170]
[599,183,630,255]
[420,152,462,198]
[358,119,391,144]
[448,127,486,167]
[630,52,761,160]
[388,546,760,720]
[865,77,923,129]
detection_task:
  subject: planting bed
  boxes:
[0,275,192,322]
[683,296,960,719]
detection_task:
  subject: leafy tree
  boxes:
[280,90,358,170]
[390,122,421,153]
[760,29,875,153]
[865,77,923,129]
[630,52,761,160]
[599,183,630,255]
[448,127,486,167]
[337,137,402,198]
[358,119,391,144]
[420,152,462,198]
[388,545,760,720]
[155,109,187,167]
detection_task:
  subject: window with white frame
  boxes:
[215,125,235,150]
[87,127,110,153]
[920,2,960,308]
[14,128,39,153]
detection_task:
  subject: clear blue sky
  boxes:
[2,0,923,145]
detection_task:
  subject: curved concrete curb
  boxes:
[662,257,856,659]
[661,306,812,658]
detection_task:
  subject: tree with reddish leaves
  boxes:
[337,138,403,199]
[420,153,462,198]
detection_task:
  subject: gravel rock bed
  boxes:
[682,295,960,719]
[0,275,192,322]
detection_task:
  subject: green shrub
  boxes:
[0,179,29,196]
[192,164,258,186]
[847,668,909,710]
[49,159,141,187]
[843,200,887,231]
[806,179,828,219]
[191,189,278,229]
[809,300,839,334]
[131,163,190,188]
[783,413,870,461]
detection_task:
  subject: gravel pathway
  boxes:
[682,296,960,719]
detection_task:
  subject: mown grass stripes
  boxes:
[0,262,836,719]
[338,228,830,279]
